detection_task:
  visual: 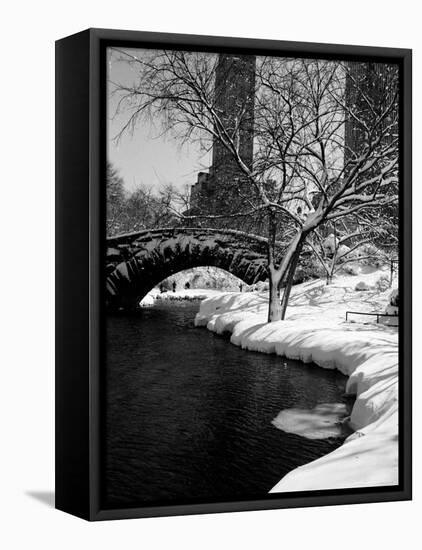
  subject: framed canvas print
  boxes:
[55,28,412,521]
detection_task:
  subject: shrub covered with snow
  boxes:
[384,288,399,318]
[385,304,398,316]
[375,273,390,292]
[246,280,270,292]
[354,243,386,268]
[294,256,326,283]
[323,234,339,254]
[342,264,360,276]
[389,288,399,307]
[355,281,371,291]
[337,244,351,258]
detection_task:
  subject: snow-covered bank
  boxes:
[155,288,228,301]
[195,271,398,492]
[140,288,228,306]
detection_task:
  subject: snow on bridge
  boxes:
[106,227,270,310]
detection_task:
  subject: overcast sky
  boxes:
[107,47,211,193]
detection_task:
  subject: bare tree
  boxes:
[106,162,177,236]
[106,162,127,236]
[305,216,392,285]
[109,49,399,321]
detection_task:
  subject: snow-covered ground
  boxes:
[140,288,230,305]
[195,268,399,493]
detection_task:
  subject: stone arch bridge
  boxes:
[106,227,270,310]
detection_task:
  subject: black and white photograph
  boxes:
[2,0,420,546]
[104,44,403,508]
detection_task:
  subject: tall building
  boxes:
[344,61,398,162]
[189,54,256,217]
[341,61,399,251]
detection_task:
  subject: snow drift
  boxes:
[195,272,398,492]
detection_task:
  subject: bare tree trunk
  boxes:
[280,237,305,320]
[268,271,283,322]
[327,222,337,285]
[266,210,283,322]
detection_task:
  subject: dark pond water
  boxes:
[103,300,351,508]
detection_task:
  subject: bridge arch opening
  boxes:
[157,266,247,292]
[139,266,249,306]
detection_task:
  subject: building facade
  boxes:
[344,61,398,161]
[189,54,256,218]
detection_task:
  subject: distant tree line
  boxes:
[106,162,177,237]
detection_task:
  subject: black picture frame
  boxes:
[55,28,412,521]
